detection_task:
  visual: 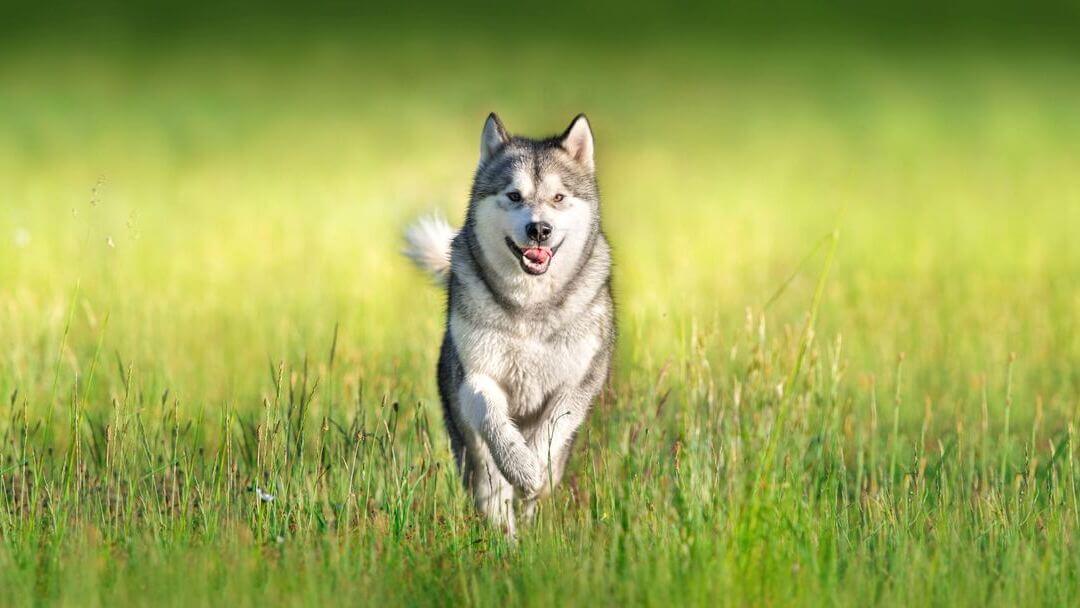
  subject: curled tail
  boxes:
[403,213,457,284]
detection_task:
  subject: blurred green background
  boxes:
[1,1,1078,425]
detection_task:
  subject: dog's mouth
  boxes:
[505,236,563,275]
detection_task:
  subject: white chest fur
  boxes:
[449,311,601,420]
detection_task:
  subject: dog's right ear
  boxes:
[480,112,509,165]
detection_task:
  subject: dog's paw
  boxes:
[518,464,548,501]
[501,444,544,497]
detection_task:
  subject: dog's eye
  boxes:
[553,193,565,203]
[506,191,522,202]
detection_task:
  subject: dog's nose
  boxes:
[526,221,553,243]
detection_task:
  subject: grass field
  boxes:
[2,27,1080,606]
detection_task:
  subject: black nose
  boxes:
[525,221,553,243]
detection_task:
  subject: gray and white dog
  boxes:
[403,113,615,536]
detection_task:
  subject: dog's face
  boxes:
[468,114,599,281]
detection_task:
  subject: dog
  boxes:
[403,113,615,536]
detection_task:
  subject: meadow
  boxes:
[1,27,1079,606]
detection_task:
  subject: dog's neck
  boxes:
[456,225,608,317]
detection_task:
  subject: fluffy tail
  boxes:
[403,213,457,284]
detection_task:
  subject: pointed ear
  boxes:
[480,112,509,164]
[560,114,594,172]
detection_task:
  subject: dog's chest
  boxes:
[451,314,599,419]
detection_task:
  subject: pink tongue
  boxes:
[523,248,551,264]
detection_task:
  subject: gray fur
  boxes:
[423,114,615,536]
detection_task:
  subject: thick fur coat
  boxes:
[404,114,615,536]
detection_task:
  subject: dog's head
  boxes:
[467,113,599,279]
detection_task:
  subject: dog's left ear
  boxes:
[560,114,594,172]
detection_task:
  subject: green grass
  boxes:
[1,33,1079,606]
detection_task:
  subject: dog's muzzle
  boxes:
[505,236,564,275]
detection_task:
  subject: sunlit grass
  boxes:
[1,36,1079,605]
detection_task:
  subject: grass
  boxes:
[1,31,1079,606]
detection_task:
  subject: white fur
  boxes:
[403,213,456,284]
[470,169,594,307]
[447,163,609,528]
[404,115,612,538]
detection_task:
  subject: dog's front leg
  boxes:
[459,374,544,497]
[519,391,592,525]
[528,391,590,496]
